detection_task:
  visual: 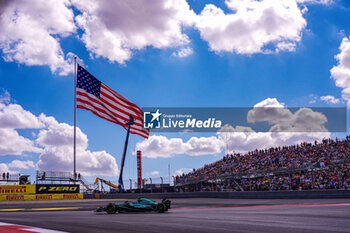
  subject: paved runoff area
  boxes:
[0,198,349,232]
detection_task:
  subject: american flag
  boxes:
[76,64,149,139]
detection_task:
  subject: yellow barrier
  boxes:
[0,185,36,195]
[0,193,83,201]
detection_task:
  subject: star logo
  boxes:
[151,109,162,122]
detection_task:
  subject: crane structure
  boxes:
[94,177,119,192]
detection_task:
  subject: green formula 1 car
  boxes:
[96,198,171,214]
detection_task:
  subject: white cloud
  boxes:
[276,41,297,52]
[8,160,35,169]
[0,128,42,155]
[150,170,160,176]
[220,125,255,133]
[0,0,76,75]
[0,0,333,70]
[174,168,193,176]
[269,108,328,132]
[320,95,341,104]
[73,0,196,64]
[0,163,10,173]
[247,98,291,124]
[36,114,119,176]
[308,94,318,104]
[37,114,87,149]
[252,97,285,108]
[0,163,17,174]
[0,103,44,129]
[247,98,328,132]
[172,47,193,58]
[296,0,333,4]
[136,135,223,158]
[218,125,329,153]
[0,98,44,155]
[309,99,316,104]
[330,37,350,107]
[195,0,306,54]
[0,89,11,104]
[218,124,277,152]
[36,147,119,177]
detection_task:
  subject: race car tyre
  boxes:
[156,203,166,213]
[106,203,117,214]
[162,199,171,210]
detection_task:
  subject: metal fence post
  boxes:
[160,177,163,193]
[172,176,177,192]
[129,179,132,191]
[150,178,152,193]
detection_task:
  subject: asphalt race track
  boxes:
[0,198,350,232]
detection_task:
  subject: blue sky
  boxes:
[0,0,350,185]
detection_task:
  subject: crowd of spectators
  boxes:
[175,137,350,191]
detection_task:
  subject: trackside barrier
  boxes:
[0,193,83,201]
[84,190,350,199]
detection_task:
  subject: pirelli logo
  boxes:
[6,195,24,201]
[0,185,35,194]
[0,186,27,194]
[36,184,79,194]
[63,194,80,199]
[35,195,53,200]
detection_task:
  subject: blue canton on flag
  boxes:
[77,65,101,98]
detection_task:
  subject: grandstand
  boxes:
[175,137,350,192]
[13,137,349,194]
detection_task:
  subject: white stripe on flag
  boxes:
[77,88,149,138]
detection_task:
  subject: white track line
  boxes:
[0,222,67,233]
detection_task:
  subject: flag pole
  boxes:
[118,115,134,192]
[74,56,77,181]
